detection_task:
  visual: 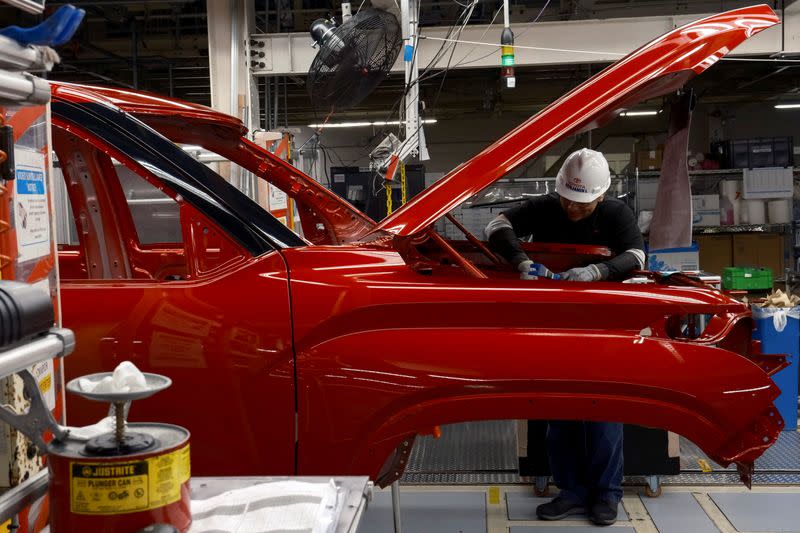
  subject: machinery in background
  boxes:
[307,7,401,114]
[330,164,426,221]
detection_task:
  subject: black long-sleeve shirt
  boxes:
[487,193,645,280]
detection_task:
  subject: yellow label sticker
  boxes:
[488,486,500,505]
[697,458,713,473]
[38,373,51,395]
[70,444,190,515]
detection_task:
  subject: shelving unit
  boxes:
[692,223,794,235]
[630,165,798,277]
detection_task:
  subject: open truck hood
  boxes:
[373,5,779,237]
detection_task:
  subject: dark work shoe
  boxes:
[536,496,587,520]
[590,500,618,526]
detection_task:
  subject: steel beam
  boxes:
[250,11,784,76]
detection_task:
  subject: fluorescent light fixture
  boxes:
[775,103,800,109]
[620,110,659,117]
[308,118,438,128]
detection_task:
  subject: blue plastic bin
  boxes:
[752,305,799,430]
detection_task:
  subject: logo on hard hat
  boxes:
[565,179,588,193]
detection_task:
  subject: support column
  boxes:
[207,0,260,130]
[207,0,261,199]
[401,0,420,159]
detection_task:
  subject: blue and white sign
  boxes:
[13,149,50,263]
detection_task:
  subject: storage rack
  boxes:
[632,167,798,280]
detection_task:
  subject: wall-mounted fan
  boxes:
[307,8,401,113]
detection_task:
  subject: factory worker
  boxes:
[484,148,646,526]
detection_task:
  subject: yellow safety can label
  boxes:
[70,444,190,515]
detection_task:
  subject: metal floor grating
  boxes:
[405,420,518,473]
[401,421,800,485]
[680,431,800,472]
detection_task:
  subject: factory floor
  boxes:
[360,484,800,533]
[359,421,800,532]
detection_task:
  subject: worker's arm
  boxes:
[485,214,530,269]
[486,199,543,270]
[599,203,646,280]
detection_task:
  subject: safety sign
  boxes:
[13,149,50,263]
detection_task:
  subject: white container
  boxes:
[648,244,700,272]
[746,199,766,224]
[743,167,793,199]
[768,199,792,223]
[720,180,740,199]
[719,180,741,225]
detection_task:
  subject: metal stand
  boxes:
[391,480,402,533]
[0,328,74,524]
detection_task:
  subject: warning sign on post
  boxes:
[70,444,190,515]
[13,149,50,263]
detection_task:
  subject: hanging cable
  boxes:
[385,181,393,214]
[419,35,626,57]
[400,162,407,205]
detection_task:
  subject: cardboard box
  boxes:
[636,178,659,211]
[695,234,733,276]
[637,148,663,170]
[733,233,784,276]
[648,244,700,272]
[692,194,721,226]
[692,194,720,210]
[693,211,721,226]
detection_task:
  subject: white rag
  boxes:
[189,480,339,533]
[78,361,147,394]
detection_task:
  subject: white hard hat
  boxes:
[555,148,611,203]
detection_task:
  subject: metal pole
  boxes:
[401,0,419,157]
[168,64,174,97]
[274,76,279,130]
[131,18,139,88]
[265,78,271,130]
[391,480,402,533]
[230,0,240,118]
[284,76,288,127]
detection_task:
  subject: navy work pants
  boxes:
[546,420,624,505]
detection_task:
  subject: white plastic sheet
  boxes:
[189,480,340,533]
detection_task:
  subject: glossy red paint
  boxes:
[50,84,375,245]
[51,83,246,134]
[281,246,781,482]
[52,5,784,488]
[374,4,780,237]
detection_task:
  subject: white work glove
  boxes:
[560,264,602,282]
[517,260,533,274]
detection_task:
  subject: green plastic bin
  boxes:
[722,267,773,290]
